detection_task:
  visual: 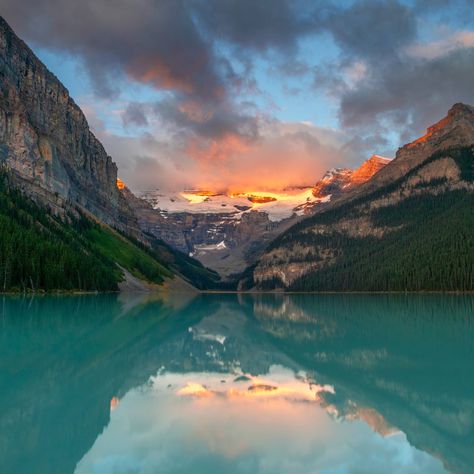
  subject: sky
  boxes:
[2,0,474,191]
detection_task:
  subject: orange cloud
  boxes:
[180,121,346,192]
[186,133,251,163]
[126,58,195,94]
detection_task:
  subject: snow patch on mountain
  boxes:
[138,188,322,222]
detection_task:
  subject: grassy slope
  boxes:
[86,226,173,285]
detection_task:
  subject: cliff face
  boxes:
[0,17,137,232]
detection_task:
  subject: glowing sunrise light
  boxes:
[177,382,214,398]
[181,192,210,204]
[406,115,452,148]
[173,371,334,403]
[110,396,120,411]
[116,178,125,190]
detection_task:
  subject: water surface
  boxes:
[0,293,473,473]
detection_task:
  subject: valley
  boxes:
[123,155,392,279]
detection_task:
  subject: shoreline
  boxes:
[1,289,473,296]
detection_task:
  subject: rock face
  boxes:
[350,155,391,185]
[0,17,138,233]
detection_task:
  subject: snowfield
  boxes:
[138,188,328,222]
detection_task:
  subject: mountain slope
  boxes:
[0,17,216,292]
[249,105,474,292]
[0,170,174,291]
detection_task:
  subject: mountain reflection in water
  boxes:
[0,294,472,473]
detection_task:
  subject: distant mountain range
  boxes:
[0,16,472,292]
[130,155,392,278]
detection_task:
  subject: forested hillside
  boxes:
[289,189,473,291]
[0,170,174,292]
[251,145,474,292]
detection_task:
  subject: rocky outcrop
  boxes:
[350,155,391,185]
[0,17,139,234]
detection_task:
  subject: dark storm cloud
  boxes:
[313,0,474,141]
[1,0,317,98]
[1,0,320,145]
[415,0,474,24]
[339,133,391,165]
[153,96,259,141]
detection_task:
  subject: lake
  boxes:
[0,293,473,474]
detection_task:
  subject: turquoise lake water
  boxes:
[0,293,473,473]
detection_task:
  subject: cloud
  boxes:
[414,0,474,25]
[311,0,474,142]
[94,111,354,192]
[1,0,314,128]
[322,0,417,62]
[193,0,315,54]
[338,46,474,137]
[122,102,149,128]
[2,0,473,190]
[405,30,474,60]
[2,0,223,99]
[153,96,259,141]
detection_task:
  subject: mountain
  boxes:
[123,185,301,279]
[127,157,391,280]
[248,104,474,291]
[0,17,141,235]
[311,155,391,200]
[312,168,353,198]
[350,154,391,185]
[0,16,215,292]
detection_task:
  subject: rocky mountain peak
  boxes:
[447,102,474,120]
[351,155,391,185]
[312,168,353,198]
[312,156,391,199]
